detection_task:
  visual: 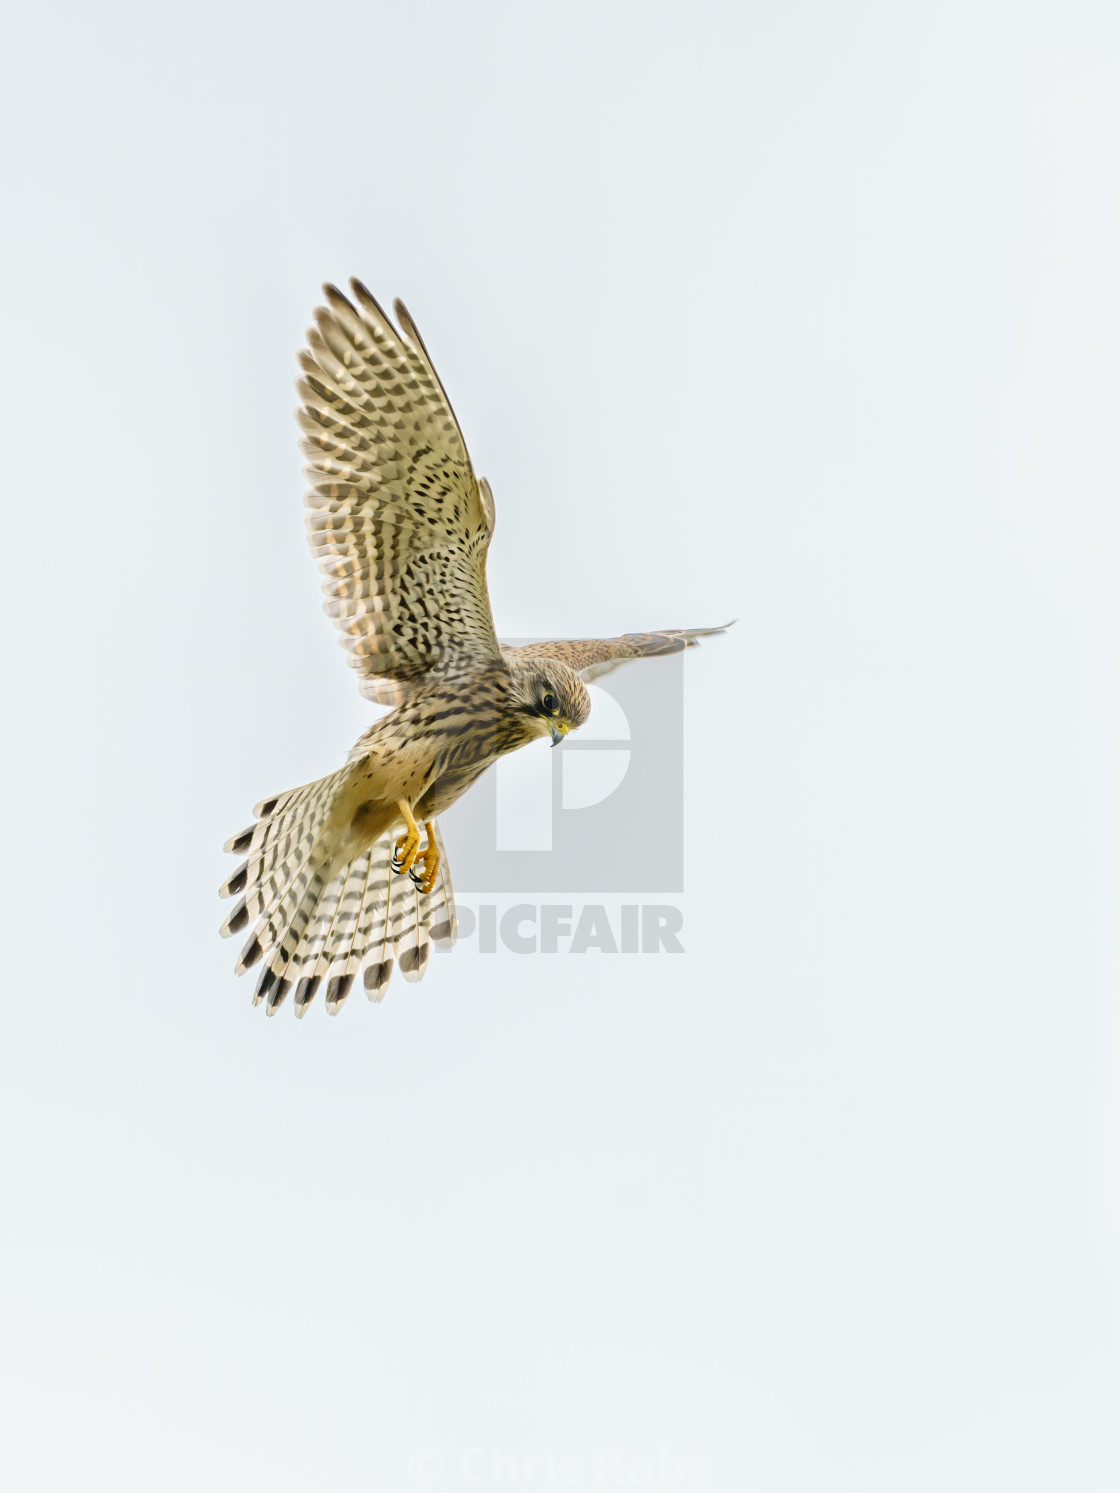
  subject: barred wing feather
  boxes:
[299,280,501,706]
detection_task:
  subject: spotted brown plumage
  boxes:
[221,281,730,1016]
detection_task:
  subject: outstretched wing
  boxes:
[298,280,501,706]
[503,623,733,683]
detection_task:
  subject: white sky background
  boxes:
[2,1,1118,1488]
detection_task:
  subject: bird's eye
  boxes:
[541,692,559,714]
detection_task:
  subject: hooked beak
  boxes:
[549,719,570,748]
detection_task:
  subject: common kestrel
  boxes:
[220,281,728,1015]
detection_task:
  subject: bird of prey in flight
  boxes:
[220,281,729,1015]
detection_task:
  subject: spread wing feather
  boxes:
[503,623,734,683]
[298,280,501,706]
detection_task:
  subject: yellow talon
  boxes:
[409,822,441,895]
[392,799,421,876]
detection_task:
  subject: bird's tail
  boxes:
[219,772,456,1016]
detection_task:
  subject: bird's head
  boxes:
[507,657,591,746]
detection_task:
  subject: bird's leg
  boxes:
[409,821,441,895]
[392,800,422,876]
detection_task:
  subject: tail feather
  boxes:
[237,854,318,975]
[294,853,370,1017]
[358,837,399,1001]
[253,864,326,1011]
[284,868,347,1018]
[377,850,436,986]
[222,779,321,859]
[362,842,402,1001]
[323,850,378,1014]
[220,785,334,907]
[242,820,320,921]
[219,819,319,940]
[425,821,457,948]
[397,881,431,984]
[220,780,456,1016]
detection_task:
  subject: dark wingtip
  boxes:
[239,935,263,972]
[399,943,430,978]
[221,900,249,937]
[266,977,292,1015]
[349,278,393,329]
[294,976,321,1015]
[325,972,355,1013]
[363,960,394,1000]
